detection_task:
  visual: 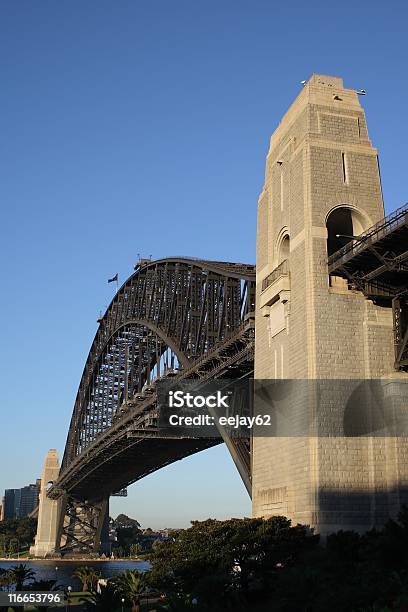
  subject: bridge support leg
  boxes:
[30,449,61,558]
[55,496,109,556]
[393,296,408,370]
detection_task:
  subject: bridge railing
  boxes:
[328,202,408,270]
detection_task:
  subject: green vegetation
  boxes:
[111,569,148,612]
[2,510,408,610]
[7,564,36,590]
[73,566,101,591]
[115,514,141,530]
[148,510,408,611]
[0,517,37,556]
[129,543,143,557]
[111,514,161,557]
[149,515,316,610]
[81,583,119,611]
[112,514,144,557]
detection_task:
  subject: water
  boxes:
[0,560,150,590]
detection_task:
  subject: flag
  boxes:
[108,273,118,284]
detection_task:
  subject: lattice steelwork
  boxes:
[328,203,408,371]
[62,258,256,469]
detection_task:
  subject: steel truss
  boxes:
[50,258,255,554]
[61,258,255,466]
[56,496,108,556]
[328,203,408,371]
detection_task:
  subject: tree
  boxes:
[129,543,143,557]
[0,517,37,553]
[113,545,125,558]
[149,516,318,607]
[9,564,36,590]
[112,569,148,612]
[0,535,7,557]
[115,527,143,555]
[114,514,141,529]
[82,582,120,611]
[9,537,19,556]
[73,566,101,592]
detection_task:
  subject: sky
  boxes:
[0,0,407,529]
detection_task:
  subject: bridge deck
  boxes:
[328,203,408,369]
[328,203,408,300]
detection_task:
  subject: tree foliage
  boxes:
[149,510,408,611]
[149,516,318,609]
[8,564,36,590]
[114,514,141,530]
[2,510,408,610]
[115,526,143,554]
[73,566,101,592]
[82,582,120,611]
[129,543,143,557]
[0,517,37,553]
[111,569,148,612]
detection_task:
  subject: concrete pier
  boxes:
[30,449,60,558]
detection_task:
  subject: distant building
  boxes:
[3,480,40,519]
[3,489,20,519]
[19,480,41,516]
[0,502,3,521]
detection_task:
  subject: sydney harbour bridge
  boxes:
[33,72,408,556]
[39,257,256,555]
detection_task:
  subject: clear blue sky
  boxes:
[0,0,407,529]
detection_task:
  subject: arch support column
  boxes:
[55,496,109,556]
[30,449,61,558]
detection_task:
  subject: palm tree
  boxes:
[112,569,147,612]
[9,564,36,590]
[73,566,101,592]
[82,582,120,611]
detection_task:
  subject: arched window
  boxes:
[326,206,369,257]
[261,231,291,335]
[275,231,290,270]
[279,235,290,263]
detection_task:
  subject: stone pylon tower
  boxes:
[253,74,408,534]
[30,449,60,557]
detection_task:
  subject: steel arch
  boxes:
[62,257,256,470]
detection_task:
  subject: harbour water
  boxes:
[0,560,150,590]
